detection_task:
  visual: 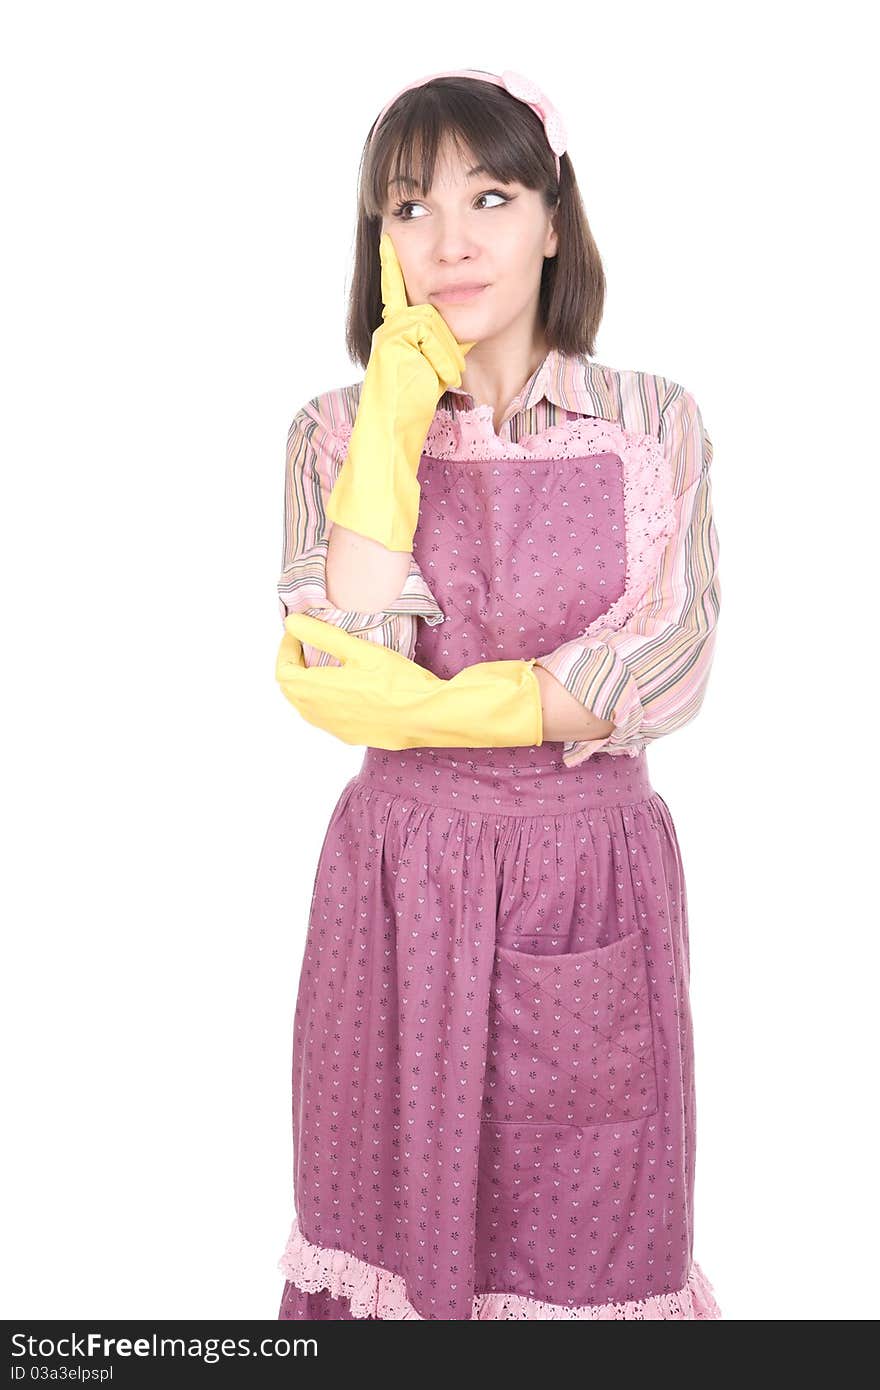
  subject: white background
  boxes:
[2,0,877,1321]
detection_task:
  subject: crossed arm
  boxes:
[324,519,615,746]
[278,387,719,765]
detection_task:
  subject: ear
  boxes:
[544,216,559,260]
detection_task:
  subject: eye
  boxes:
[475,191,511,210]
[391,189,512,221]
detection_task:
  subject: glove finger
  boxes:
[381,304,476,372]
[421,307,479,383]
[415,321,472,389]
[278,671,369,745]
[277,662,349,712]
[283,612,373,665]
[379,232,409,322]
[275,629,305,676]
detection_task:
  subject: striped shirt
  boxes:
[277,347,721,767]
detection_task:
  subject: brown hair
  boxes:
[345,74,606,369]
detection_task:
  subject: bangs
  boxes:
[362,79,553,219]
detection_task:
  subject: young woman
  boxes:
[274,68,723,1321]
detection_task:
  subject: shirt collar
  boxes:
[441,345,613,422]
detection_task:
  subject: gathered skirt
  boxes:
[277,742,721,1320]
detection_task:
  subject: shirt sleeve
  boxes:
[535,388,721,767]
[277,400,446,666]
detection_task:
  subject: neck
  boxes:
[456,328,551,434]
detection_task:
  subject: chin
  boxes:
[438,300,492,319]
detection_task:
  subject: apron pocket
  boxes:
[482,928,658,1127]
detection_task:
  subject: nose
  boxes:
[429,219,484,264]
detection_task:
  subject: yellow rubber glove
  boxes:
[324,232,476,553]
[276,614,543,751]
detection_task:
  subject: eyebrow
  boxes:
[387,163,491,190]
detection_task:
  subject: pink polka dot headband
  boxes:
[369,68,568,183]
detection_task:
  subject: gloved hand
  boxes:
[324,231,477,553]
[276,613,543,751]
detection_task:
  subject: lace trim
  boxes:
[277,1217,722,1321]
[329,410,676,639]
[332,403,657,463]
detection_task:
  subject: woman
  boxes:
[274,68,723,1320]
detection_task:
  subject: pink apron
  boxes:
[277,418,721,1320]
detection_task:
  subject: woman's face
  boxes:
[380,136,558,342]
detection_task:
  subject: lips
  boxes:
[430,283,489,303]
[432,283,488,294]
